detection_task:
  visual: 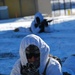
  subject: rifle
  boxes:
[46,19,53,23]
[35,19,53,29]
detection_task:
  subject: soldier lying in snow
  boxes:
[14,12,53,34]
[30,12,53,34]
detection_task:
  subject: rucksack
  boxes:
[42,54,62,75]
[49,54,62,66]
[49,55,71,75]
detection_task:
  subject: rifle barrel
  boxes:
[47,19,53,22]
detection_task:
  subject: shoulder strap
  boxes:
[20,62,23,75]
[42,58,50,75]
[20,62,26,75]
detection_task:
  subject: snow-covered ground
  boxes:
[0,15,75,75]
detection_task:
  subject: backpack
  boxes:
[42,55,71,75]
[42,54,62,75]
[49,55,71,75]
[49,54,62,66]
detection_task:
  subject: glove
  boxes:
[21,63,40,75]
[42,19,48,27]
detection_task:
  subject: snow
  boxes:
[0,15,75,75]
